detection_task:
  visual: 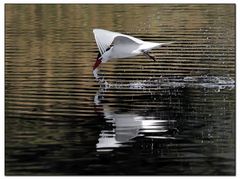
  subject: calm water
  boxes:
[5,4,235,175]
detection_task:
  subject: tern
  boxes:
[93,28,173,70]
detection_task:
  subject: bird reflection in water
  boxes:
[93,69,235,152]
[94,80,179,152]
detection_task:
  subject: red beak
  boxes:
[93,58,102,70]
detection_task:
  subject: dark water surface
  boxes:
[5,4,235,175]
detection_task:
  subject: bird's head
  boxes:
[93,57,102,71]
[93,49,112,70]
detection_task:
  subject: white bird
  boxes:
[92,28,173,70]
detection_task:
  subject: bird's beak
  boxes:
[93,58,102,70]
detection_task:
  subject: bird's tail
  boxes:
[159,41,175,47]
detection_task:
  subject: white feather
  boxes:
[93,29,144,55]
[92,29,174,72]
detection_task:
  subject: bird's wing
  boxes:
[93,29,143,55]
[112,36,141,47]
[93,29,120,55]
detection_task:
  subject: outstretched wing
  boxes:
[112,36,140,46]
[110,36,141,58]
[93,29,143,55]
[93,29,120,55]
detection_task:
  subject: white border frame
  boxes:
[1,1,238,178]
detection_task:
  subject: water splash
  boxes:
[95,73,235,91]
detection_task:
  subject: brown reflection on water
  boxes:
[5,4,235,175]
